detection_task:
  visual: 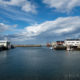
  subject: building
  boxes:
[64,39,80,47]
[0,40,11,48]
[51,42,56,47]
[46,43,51,47]
[56,41,64,45]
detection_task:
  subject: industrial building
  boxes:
[0,40,11,49]
[64,39,80,46]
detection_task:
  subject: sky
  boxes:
[0,0,80,44]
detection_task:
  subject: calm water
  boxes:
[0,47,80,80]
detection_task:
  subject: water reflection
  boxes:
[64,73,80,79]
[0,51,8,65]
[0,51,8,59]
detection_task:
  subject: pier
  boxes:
[15,45,42,47]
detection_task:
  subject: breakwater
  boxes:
[15,45,42,47]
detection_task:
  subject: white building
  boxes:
[0,40,11,47]
[51,42,57,47]
[64,39,80,46]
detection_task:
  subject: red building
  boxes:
[47,43,51,47]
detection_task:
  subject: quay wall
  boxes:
[15,45,42,47]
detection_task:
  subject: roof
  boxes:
[66,39,80,41]
[56,41,64,42]
[0,40,10,42]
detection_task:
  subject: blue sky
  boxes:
[0,0,80,44]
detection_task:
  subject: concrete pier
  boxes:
[15,45,42,47]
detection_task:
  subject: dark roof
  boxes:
[66,39,80,41]
[56,41,64,42]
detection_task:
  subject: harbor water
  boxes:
[0,47,80,80]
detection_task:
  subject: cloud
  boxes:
[22,1,37,14]
[5,16,80,44]
[24,16,80,36]
[0,2,37,23]
[0,0,37,13]
[43,0,80,13]
[0,23,10,32]
[0,23,17,33]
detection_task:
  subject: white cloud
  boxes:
[0,2,37,23]
[8,16,80,43]
[0,0,37,13]
[43,0,80,12]
[0,23,17,32]
[24,16,80,35]
[0,23,10,32]
[22,1,37,14]
[0,0,25,6]
[1,16,80,43]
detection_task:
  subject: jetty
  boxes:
[15,45,42,47]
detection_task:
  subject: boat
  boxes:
[54,45,66,50]
[49,47,53,50]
